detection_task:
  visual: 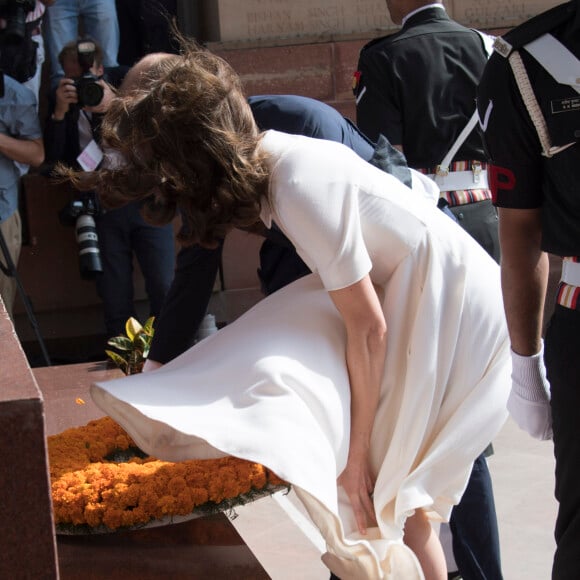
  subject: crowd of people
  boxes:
[0,2,578,579]
[0,0,179,332]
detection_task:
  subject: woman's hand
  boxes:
[329,274,386,536]
[338,446,377,535]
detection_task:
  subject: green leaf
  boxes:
[125,317,143,341]
[107,336,133,351]
[143,316,155,335]
[105,350,129,374]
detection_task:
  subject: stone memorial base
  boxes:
[33,361,270,579]
[57,514,269,580]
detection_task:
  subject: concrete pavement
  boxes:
[232,417,557,579]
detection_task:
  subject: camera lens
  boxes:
[75,214,103,279]
[77,78,104,108]
[3,5,28,44]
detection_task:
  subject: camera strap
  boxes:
[77,111,104,171]
[86,111,104,144]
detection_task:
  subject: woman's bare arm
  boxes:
[329,274,387,534]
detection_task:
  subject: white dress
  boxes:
[91,131,510,579]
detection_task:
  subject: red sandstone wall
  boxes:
[212,38,366,120]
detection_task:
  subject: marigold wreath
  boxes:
[48,416,289,533]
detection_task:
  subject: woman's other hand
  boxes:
[338,448,377,534]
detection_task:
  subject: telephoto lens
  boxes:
[75,214,103,279]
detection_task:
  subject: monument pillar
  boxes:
[0,299,58,579]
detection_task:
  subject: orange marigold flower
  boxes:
[48,416,289,530]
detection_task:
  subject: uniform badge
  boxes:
[353,70,367,104]
[352,70,361,96]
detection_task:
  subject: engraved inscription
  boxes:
[210,0,562,43]
[247,9,305,37]
[307,6,344,32]
[455,0,562,28]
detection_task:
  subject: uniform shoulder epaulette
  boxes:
[493,1,574,57]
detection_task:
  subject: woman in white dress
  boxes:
[71,45,510,579]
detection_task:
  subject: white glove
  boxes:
[507,342,553,440]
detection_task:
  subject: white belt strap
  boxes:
[561,260,580,287]
[427,168,489,192]
[524,34,580,94]
[436,28,494,179]
[436,112,480,175]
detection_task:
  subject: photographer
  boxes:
[44,0,119,89]
[44,38,175,338]
[0,73,44,317]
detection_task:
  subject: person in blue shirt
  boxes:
[0,74,44,318]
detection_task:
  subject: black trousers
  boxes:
[545,306,580,580]
[450,454,502,579]
[448,199,500,264]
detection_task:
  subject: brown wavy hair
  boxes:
[62,42,270,248]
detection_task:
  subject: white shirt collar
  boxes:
[402,3,445,27]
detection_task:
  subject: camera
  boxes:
[0,0,35,44]
[59,193,103,280]
[74,39,104,107]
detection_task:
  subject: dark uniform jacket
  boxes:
[477,1,580,257]
[355,6,489,170]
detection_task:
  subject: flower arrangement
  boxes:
[49,416,288,533]
[50,316,288,534]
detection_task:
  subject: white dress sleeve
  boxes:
[267,141,372,291]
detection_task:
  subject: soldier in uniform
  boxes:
[354,0,499,262]
[477,2,580,578]
[354,3,502,580]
